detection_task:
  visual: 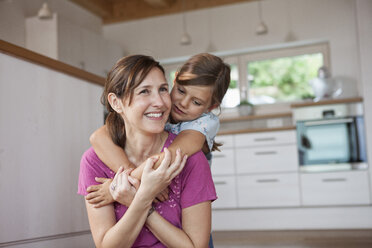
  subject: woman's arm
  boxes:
[145,201,211,248]
[86,149,187,248]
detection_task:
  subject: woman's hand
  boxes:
[86,177,114,208]
[138,148,187,202]
[110,167,140,207]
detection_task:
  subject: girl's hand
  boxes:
[110,167,140,207]
[86,177,114,208]
[154,187,169,203]
[138,148,187,202]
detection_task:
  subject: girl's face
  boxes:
[170,78,214,123]
[121,68,171,134]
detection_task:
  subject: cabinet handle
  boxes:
[213,154,226,158]
[322,178,347,182]
[214,181,227,185]
[254,151,277,155]
[256,179,279,183]
[254,137,276,142]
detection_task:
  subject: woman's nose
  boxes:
[153,92,166,107]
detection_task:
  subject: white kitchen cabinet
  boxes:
[235,130,296,147]
[236,145,298,174]
[215,134,234,148]
[237,173,301,208]
[212,149,235,175]
[212,176,238,209]
[301,170,371,206]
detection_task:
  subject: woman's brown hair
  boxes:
[175,53,231,151]
[101,55,165,149]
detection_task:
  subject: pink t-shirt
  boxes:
[78,132,217,247]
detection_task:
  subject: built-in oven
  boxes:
[293,102,368,172]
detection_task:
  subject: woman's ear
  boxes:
[108,93,123,113]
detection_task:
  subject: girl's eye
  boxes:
[177,87,185,94]
[193,100,202,106]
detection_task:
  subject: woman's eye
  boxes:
[139,89,150,94]
[160,87,168,92]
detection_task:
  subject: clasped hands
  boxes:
[86,148,187,208]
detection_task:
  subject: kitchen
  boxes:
[0,0,371,247]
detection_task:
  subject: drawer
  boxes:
[236,145,299,174]
[237,173,301,208]
[211,148,235,175]
[300,170,371,206]
[212,176,238,209]
[215,135,234,148]
[234,130,296,147]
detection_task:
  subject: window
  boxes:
[162,42,330,108]
[241,43,329,105]
[221,57,240,108]
[247,53,323,104]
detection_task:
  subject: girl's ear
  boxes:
[207,104,219,112]
[108,93,123,113]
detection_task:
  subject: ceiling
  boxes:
[69,0,255,24]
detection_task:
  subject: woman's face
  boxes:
[170,76,213,123]
[121,67,171,134]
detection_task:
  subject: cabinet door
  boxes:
[215,135,234,148]
[211,148,235,175]
[235,130,296,147]
[212,176,238,209]
[237,173,301,208]
[300,170,371,206]
[236,145,299,174]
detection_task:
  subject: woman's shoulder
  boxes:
[80,147,112,174]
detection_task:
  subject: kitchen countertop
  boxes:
[218,97,363,136]
[291,97,363,108]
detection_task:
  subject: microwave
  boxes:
[293,102,368,173]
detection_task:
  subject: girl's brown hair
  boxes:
[175,53,231,151]
[101,55,165,148]
[175,53,231,108]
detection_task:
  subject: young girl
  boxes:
[86,53,230,207]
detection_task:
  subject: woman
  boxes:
[78,55,217,247]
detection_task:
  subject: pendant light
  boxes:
[38,2,53,19]
[180,0,191,45]
[256,0,268,35]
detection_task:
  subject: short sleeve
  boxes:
[77,147,110,196]
[178,113,220,151]
[180,151,217,209]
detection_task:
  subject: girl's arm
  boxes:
[90,125,207,179]
[90,125,135,172]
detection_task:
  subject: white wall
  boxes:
[0,52,102,246]
[103,0,361,84]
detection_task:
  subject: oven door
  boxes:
[296,117,367,172]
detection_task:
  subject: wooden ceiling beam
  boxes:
[70,0,256,24]
[106,0,255,24]
[69,0,112,18]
